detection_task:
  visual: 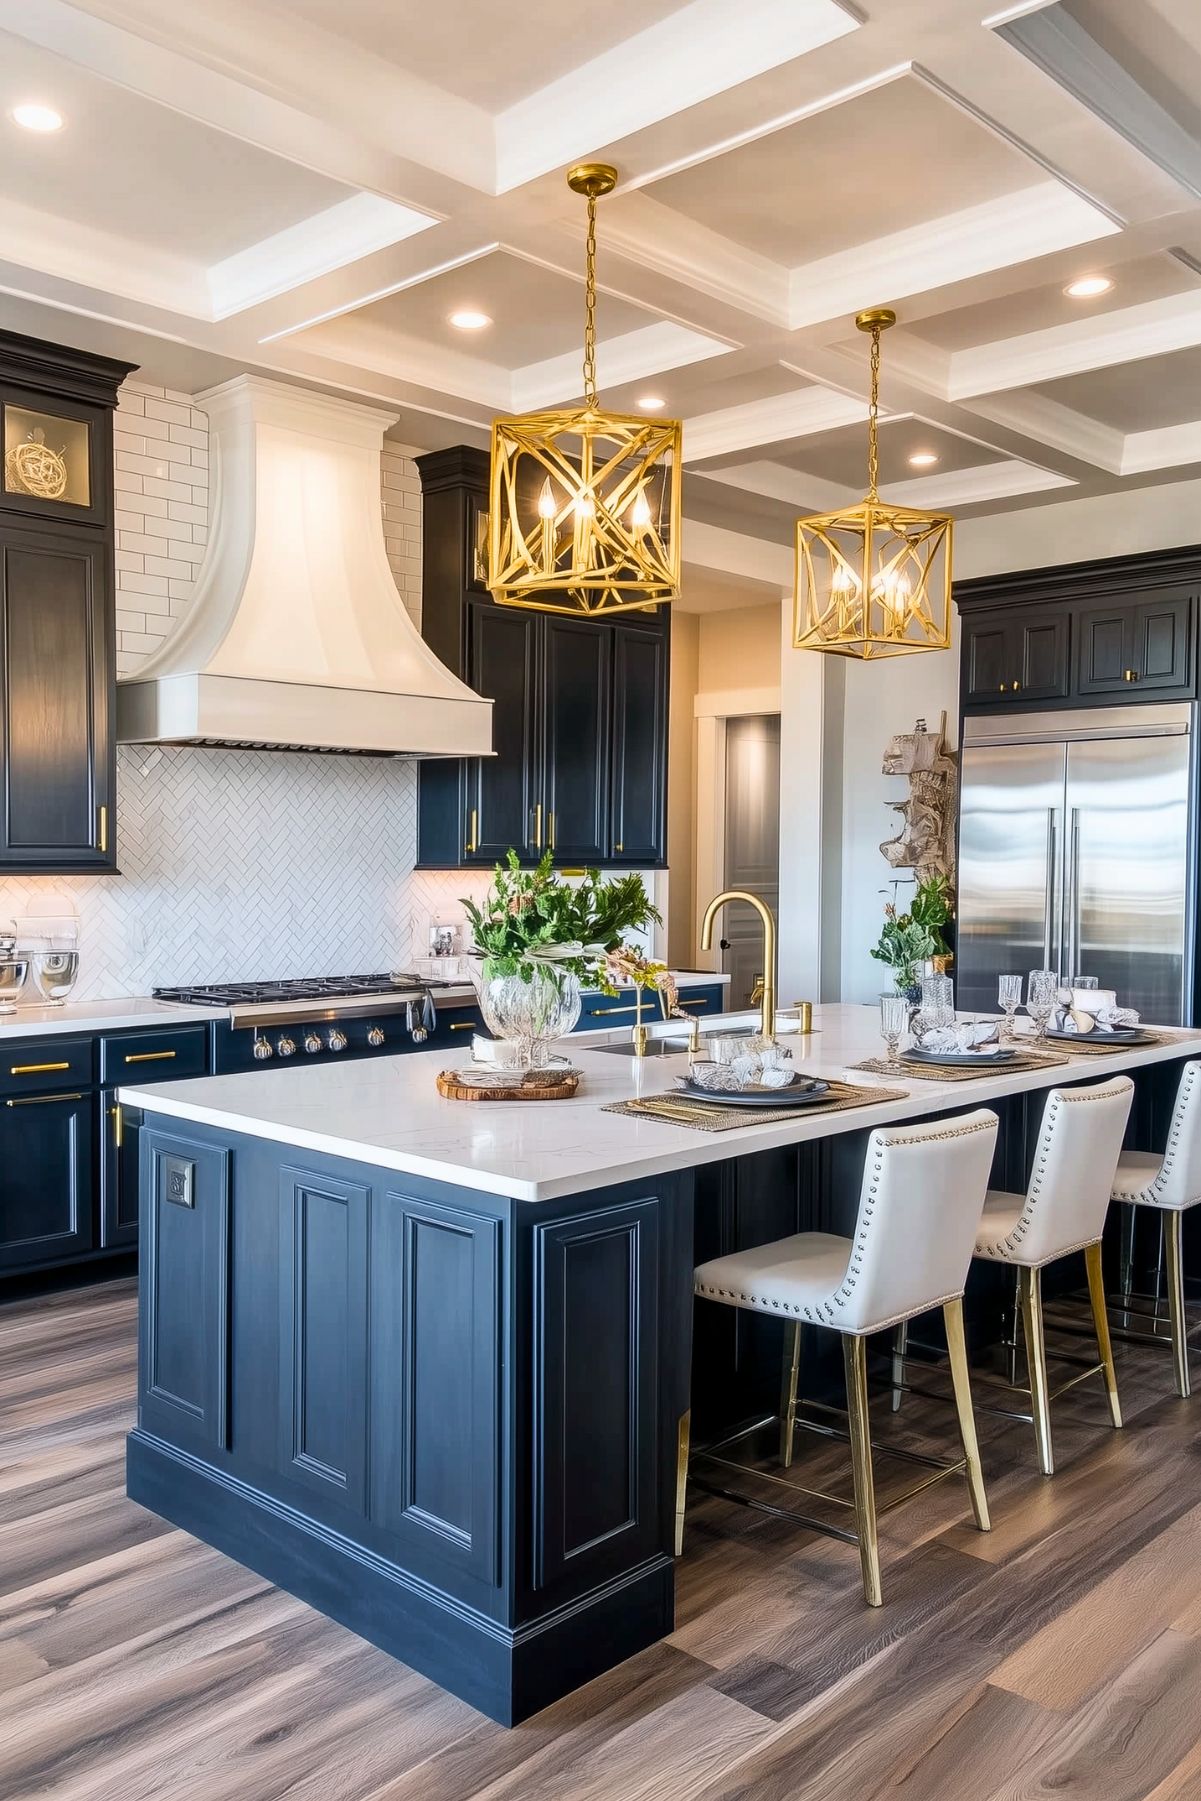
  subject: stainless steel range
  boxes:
[154,973,451,1073]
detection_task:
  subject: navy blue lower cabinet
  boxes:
[125,1116,692,1724]
[0,1085,93,1270]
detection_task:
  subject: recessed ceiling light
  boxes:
[1064,275,1113,299]
[637,394,666,411]
[11,102,64,133]
[448,309,491,330]
[907,450,939,468]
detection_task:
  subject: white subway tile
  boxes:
[115,549,145,573]
[118,531,169,556]
[139,414,172,442]
[139,590,173,616]
[117,611,146,635]
[120,571,169,596]
[114,430,146,457]
[120,630,165,654]
[145,554,193,578]
[168,423,207,450]
[143,476,193,503]
[160,515,195,543]
[113,469,144,494]
[145,398,193,427]
[167,499,206,525]
[118,451,173,479]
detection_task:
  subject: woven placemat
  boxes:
[851,1049,1068,1082]
[1033,1029,1181,1055]
[602,1078,907,1132]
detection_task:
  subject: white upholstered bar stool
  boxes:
[689,1109,999,1607]
[1109,1059,1201,1397]
[972,1075,1133,1477]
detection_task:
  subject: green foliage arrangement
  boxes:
[462,851,664,993]
[909,873,953,959]
[869,873,955,992]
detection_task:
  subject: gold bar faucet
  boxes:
[699,889,777,1043]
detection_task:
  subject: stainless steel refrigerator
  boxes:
[957,703,1195,1025]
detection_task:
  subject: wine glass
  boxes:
[998,974,1022,1041]
[31,935,79,1006]
[1071,974,1099,990]
[880,993,909,1069]
[1026,969,1059,1042]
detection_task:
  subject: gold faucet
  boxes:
[699,889,777,1043]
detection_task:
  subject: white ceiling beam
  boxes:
[787,181,1120,331]
[963,390,1124,473]
[680,516,793,591]
[1121,421,1201,474]
[597,193,791,328]
[947,290,1201,398]
[493,0,858,193]
[684,387,868,463]
[207,194,438,321]
[511,321,733,411]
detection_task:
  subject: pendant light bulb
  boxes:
[630,489,652,528]
[573,492,595,518]
[537,478,557,519]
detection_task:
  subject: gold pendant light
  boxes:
[793,308,952,659]
[487,163,683,616]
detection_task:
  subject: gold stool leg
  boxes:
[891,1320,908,1413]
[1164,1212,1191,1400]
[674,1409,690,1557]
[942,1298,991,1532]
[842,1334,882,1607]
[779,1322,801,1466]
[1085,1240,1123,1427]
[1019,1266,1055,1476]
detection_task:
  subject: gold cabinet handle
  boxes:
[6,1092,83,1107]
[465,807,478,855]
[677,998,710,1009]
[547,811,555,852]
[123,1049,176,1064]
[448,1020,480,1032]
[589,1002,640,1016]
[97,804,108,854]
[533,803,543,850]
[10,1060,70,1075]
[112,1103,123,1148]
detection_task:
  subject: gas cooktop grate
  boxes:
[154,973,446,1006]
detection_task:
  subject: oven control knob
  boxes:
[277,1035,296,1058]
[303,1032,322,1055]
[252,1036,273,1061]
[327,1029,348,1052]
[367,1026,385,1047]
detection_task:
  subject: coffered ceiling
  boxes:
[0,0,1199,557]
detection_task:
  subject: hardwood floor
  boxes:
[3,1277,1201,1800]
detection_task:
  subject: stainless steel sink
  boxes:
[592,1026,754,1058]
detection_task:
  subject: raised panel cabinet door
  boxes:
[1077,604,1133,695]
[542,615,611,864]
[465,598,539,863]
[1017,609,1070,700]
[100,1091,140,1248]
[531,1196,660,1594]
[0,1088,93,1271]
[1132,593,1194,695]
[0,528,112,870]
[370,1191,502,1589]
[962,613,1016,703]
[610,623,667,864]
[139,1128,230,1454]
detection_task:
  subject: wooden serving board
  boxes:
[436,1068,580,1102]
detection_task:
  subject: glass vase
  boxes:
[471,959,582,1070]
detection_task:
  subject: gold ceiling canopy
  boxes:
[793,308,953,660]
[488,163,683,616]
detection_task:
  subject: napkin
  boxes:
[917,1020,1001,1055]
[1048,1003,1139,1034]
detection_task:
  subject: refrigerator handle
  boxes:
[1066,807,1081,982]
[1044,808,1058,971]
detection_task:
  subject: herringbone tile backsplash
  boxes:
[0,745,421,999]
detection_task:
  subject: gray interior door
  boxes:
[957,740,1067,1014]
[721,715,780,1010]
[1065,731,1190,1024]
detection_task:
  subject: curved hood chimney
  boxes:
[116,375,492,756]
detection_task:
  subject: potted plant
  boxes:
[909,873,954,968]
[461,852,672,1068]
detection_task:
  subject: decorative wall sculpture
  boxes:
[880,712,958,882]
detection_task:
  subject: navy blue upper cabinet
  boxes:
[415,448,670,869]
[0,330,135,874]
[957,548,1199,714]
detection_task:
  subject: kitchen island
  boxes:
[121,1004,1201,1723]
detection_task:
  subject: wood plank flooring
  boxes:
[3,1277,1201,1800]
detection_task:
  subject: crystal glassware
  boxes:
[31,942,79,1006]
[1071,974,1099,989]
[880,993,909,1068]
[920,972,955,1031]
[1026,969,1059,1042]
[998,974,1023,1041]
[470,959,582,1070]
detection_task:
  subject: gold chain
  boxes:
[582,191,598,406]
[867,324,881,499]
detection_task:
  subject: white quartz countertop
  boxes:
[431,968,730,1006]
[0,996,229,1039]
[121,1003,1201,1204]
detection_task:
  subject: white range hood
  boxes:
[116,375,492,756]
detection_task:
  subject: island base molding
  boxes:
[127,1430,674,1725]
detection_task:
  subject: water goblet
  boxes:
[880,993,909,1069]
[1026,969,1059,1042]
[998,974,1022,1042]
[1071,974,1099,990]
[920,972,955,1031]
